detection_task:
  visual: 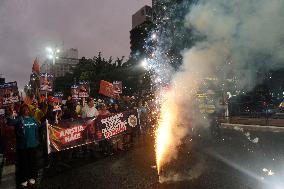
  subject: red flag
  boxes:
[99,80,115,98]
[32,57,40,74]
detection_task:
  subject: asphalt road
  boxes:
[39,129,284,189]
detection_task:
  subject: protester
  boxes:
[29,99,48,124]
[98,103,111,116]
[137,101,149,143]
[110,103,121,114]
[82,98,99,118]
[6,104,40,187]
[63,96,75,119]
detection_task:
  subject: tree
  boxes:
[53,52,147,97]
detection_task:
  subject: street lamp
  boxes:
[46,47,60,64]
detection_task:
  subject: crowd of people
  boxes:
[0,93,156,188]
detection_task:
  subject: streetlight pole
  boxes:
[46,46,60,66]
[45,46,60,97]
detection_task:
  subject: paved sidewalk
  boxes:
[1,165,16,189]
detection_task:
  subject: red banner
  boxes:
[99,80,115,98]
[47,111,140,153]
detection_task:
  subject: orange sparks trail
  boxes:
[155,90,178,175]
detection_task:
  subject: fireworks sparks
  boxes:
[262,168,275,176]
[155,89,177,175]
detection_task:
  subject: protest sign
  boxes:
[78,81,89,98]
[113,81,122,94]
[40,73,54,92]
[54,92,64,102]
[0,81,19,106]
[71,85,79,100]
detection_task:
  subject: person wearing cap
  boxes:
[81,98,99,118]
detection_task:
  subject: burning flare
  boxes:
[155,90,178,175]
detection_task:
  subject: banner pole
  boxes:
[46,119,51,154]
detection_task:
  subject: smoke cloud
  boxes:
[184,0,284,89]
[156,0,284,182]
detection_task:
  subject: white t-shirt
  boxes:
[82,105,99,118]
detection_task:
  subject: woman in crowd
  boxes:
[110,103,121,114]
[6,104,40,188]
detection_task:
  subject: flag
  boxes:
[32,57,40,75]
[99,80,115,98]
[24,96,33,105]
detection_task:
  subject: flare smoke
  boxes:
[155,0,284,181]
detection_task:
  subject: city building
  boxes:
[0,74,5,84]
[132,5,153,29]
[130,5,154,59]
[151,0,197,69]
[41,48,79,78]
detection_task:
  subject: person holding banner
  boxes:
[81,98,99,119]
[6,104,40,188]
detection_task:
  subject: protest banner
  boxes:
[78,81,89,98]
[71,85,79,100]
[47,110,139,153]
[95,111,139,140]
[40,73,54,92]
[0,81,19,106]
[113,81,122,94]
[47,119,89,152]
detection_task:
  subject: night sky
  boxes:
[0,0,151,89]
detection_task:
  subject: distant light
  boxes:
[151,33,157,40]
[48,55,53,59]
[56,56,59,59]
[46,47,53,53]
[56,49,60,53]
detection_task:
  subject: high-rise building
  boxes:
[130,5,154,59]
[132,5,153,29]
[41,48,79,78]
[152,0,198,69]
